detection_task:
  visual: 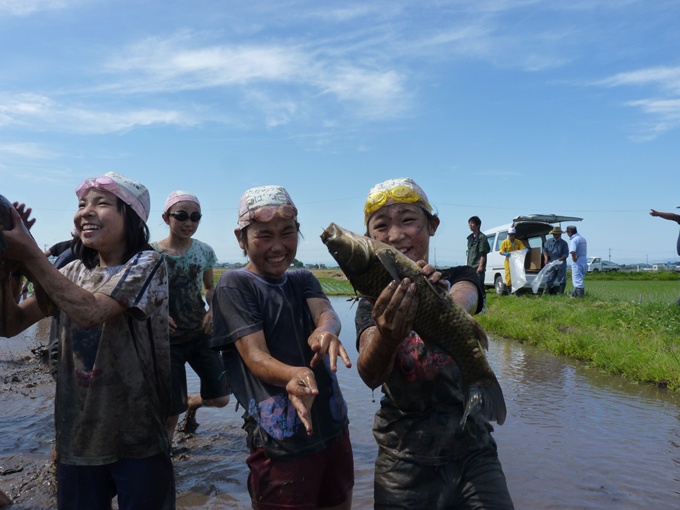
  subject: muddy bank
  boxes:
[0,319,56,510]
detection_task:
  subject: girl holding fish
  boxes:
[355,177,514,509]
[211,185,354,510]
[0,173,174,510]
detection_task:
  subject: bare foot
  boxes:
[180,396,202,433]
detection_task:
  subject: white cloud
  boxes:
[0,142,58,159]
[0,93,198,134]
[596,66,680,95]
[102,35,409,120]
[0,0,80,16]
[594,66,680,139]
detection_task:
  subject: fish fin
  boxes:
[375,250,402,282]
[460,379,507,427]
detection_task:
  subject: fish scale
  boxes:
[321,222,507,426]
[0,194,14,252]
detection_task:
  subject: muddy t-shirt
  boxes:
[56,251,171,466]
[151,239,216,342]
[355,265,493,465]
[212,268,349,459]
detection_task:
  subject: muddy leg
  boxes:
[180,395,203,433]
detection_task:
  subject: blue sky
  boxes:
[1,0,679,266]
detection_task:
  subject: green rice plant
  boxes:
[318,278,355,296]
[479,292,680,391]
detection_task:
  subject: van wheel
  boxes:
[494,276,506,295]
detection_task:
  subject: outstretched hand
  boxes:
[309,330,352,371]
[286,368,319,436]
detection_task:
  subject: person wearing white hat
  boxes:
[542,226,570,294]
[566,225,588,297]
[1,173,175,509]
[499,227,528,292]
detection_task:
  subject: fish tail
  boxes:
[458,379,507,429]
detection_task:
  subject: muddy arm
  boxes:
[3,207,124,330]
[0,278,44,338]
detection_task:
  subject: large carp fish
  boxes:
[321,222,506,426]
[0,194,53,329]
[0,193,14,251]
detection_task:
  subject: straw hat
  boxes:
[549,226,564,235]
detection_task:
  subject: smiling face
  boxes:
[236,217,299,279]
[164,200,201,241]
[366,203,439,263]
[74,188,127,266]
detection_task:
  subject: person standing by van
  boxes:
[466,216,490,309]
[566,225,587,297]
[499,228,527,292]
[542,226,569,294]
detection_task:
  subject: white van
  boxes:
[483,214,583,294]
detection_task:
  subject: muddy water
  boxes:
[1,296,679,509]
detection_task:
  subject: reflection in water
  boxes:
[1,299,678,509]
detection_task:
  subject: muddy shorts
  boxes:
[374,443,514,510]
[170,333,229,416]
[57,451,175,510]
[246,428,354,510]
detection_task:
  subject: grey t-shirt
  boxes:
[56,250,171,465]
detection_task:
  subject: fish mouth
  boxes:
[321,223,373,273]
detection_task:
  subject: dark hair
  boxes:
[237,221,302,257]
[566,225,577,234]
[468,216,481,227]
[73,198,151,269]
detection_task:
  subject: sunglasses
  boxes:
[168,211,202,222]
[364,185,430,217]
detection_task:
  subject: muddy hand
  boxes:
[3,207,39,260]
[417,260,449,290]
[202,311,214,335]
[12,202,36,232]
[309,330,352,371]
[372,279,418,346]
[168,316,177,335]
[286,368,318,436]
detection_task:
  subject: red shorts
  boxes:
[246,428,354,510]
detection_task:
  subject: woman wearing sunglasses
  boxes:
[151,191,230,443]
[0,172,175,509]
[355,177,514,509]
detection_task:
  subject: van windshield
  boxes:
[494,231,508,251]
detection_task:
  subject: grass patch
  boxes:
[479,292,680,391]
